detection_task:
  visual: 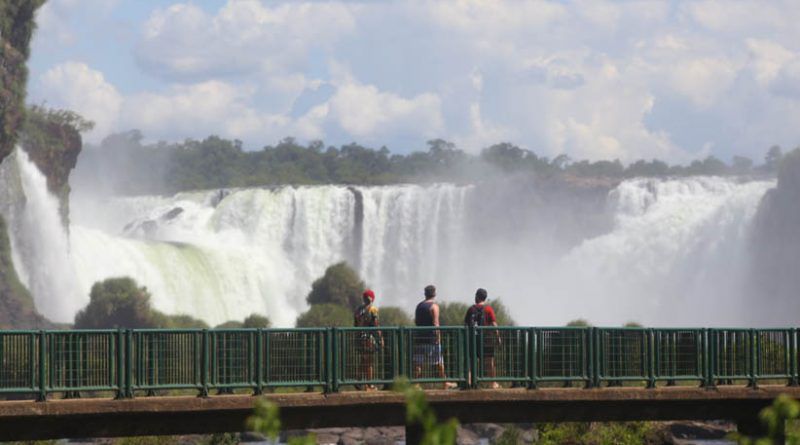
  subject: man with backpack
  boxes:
[464,288,500,389]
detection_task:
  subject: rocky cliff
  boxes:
[0,0,49,328]
[751,148,800,312]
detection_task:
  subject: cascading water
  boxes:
[1,153,779,327]
[0,149,82,322]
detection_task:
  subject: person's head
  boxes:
[363,289,375,305]
[475,288,488,304]
[424,285,436,300]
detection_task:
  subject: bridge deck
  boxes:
[2,386,800,440]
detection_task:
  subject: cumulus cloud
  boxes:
[34,62,122,141]
[136,1,357,80]
[26,0,800,161]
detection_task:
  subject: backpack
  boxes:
[466,304,485,328]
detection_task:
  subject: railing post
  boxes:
[749,329,758,389]
[255,329,263,395]
[37,330,46,402]
[329,328,338,393]
[585,327,594,389]
[116,329,125,399]
[199,329,209,397]
[703,329,714,389]
[528,328,537,389]
[647,329,655,388]
[791,328,799,386]
[399,326,407,381]
[126,330,134,398]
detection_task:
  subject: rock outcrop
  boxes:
[0,0,49,328]
[751,148,800,314]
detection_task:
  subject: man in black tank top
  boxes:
[413,285,456,389]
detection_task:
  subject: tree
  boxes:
[243,313,271,328]
[380,306,413,326]
[295,303,352,327]
[74,277,207,328]
[490,299,515,326]
[439,302,469,326]
[765,145,784,173]
[306,262,366,308]
[566,319,591,327]
[74,277,156,329]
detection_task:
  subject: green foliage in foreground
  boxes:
[535,421,656,445]
[394,378,459,445]
[248,399,316,445]
[733,394,800,444]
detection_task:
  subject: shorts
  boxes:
[413,343,443,366]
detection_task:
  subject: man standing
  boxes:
[354,289,382,391]
[464,288,500,389]
[413,285,456,389]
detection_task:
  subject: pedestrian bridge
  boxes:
[0,327,798,440]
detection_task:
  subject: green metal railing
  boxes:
[0,327,799,400]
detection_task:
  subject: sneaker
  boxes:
[443,382,458,390]
[489,382,500,389]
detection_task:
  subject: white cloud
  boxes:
[137,1,357,80]
[34,62,122,141]
[327,82,443,141]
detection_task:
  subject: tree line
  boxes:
[76,129,791,196]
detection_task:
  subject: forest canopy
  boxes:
[74,129,791,196]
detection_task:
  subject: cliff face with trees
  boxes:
[751,148,800,310]
[0,0,58,328]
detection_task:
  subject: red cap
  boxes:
[363,289,375,302]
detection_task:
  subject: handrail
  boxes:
[0,327,795,400]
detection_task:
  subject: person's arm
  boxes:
[487,307,501,344]
[432,303,442,344]
[372,307,384,346]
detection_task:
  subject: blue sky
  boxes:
[27,0,800,162]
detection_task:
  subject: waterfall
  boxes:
[0,149,82,322]
[1,155,778,326]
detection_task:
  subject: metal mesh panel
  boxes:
[598,329,647,379]
[712,329,751,379]
[211,331,253,388]
[408,328,465,383]
[133,331,201,389]
[263,330,325,386]
[757,330,791,378]
[654,330,702,379]
[338,328,397,385]
[0,332,38,391]
[475,327,527,382]
[537,328,587,380]
[49,332,116,391]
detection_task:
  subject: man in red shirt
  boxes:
[464,288,500,389]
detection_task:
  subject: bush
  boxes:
[243,313,271,328]
[380,306,413,326]
[306,262,365,308]
[295,303,352,327]
[74,277,207,328]
[74,277,155,328]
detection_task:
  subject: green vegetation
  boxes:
[733,394,800,444]
[79,132,792,196]
[535,422,657,445]
[0,0,46,160]
[215,313,272,329]
[248,399,316,445]
[566,319,591,327]
[395,378,459,445]
[380,306,413,326]
[306,261,365,308]
[0,216,44,328]
[74,277,207,329]
[295,303,352,327]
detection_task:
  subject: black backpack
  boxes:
[466,305,485,328]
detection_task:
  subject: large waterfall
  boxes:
[1,149,779,327]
